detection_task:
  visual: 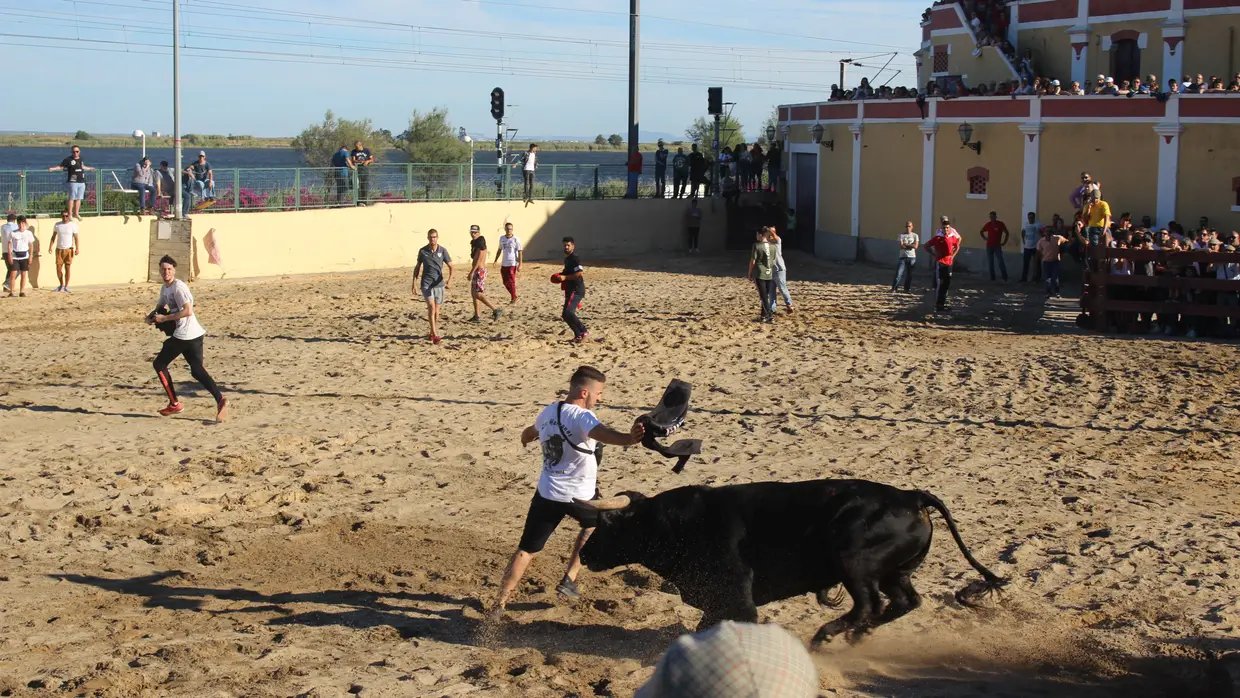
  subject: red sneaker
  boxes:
[158,402,184,416]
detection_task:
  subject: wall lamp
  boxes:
[810,123,834,150]
[958,122,982,155]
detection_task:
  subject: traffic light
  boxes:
[490,87,505,122]
[707,87,723,115]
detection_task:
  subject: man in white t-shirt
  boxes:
[146,254,229,421]
[1,213,16,293]
[490,366,645,618]
[1018,211,1044,284]
[493,221,523,303]
[520,143,539,203]
[5,216,35,297]
[49,210,81,293]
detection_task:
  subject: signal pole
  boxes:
[491,87,505,197]
[172,0,183,219]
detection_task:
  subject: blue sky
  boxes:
[3,0,923,141]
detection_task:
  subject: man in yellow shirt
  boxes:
[1080,193,1111,270]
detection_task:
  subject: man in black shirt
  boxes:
[653,140,668,198]
[551,237,588,342]
[48,146,93,220]
[350,140,375,204]
[468,224,501,323]
[671,147,688,199]
[688,144,707,199]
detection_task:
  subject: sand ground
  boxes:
[1,252,1238,697]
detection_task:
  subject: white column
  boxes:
[849,122,863,238]
[1019,123,1043,219]
[1161,23,1185,83]
[1069,29,1089,87]
[1153,123,1183,228]
[918,121,938,243]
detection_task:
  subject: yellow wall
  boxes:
[933,122,1024,249]
[1018,27,1074,86]
[17,199,725,289]
[1084,19,1163,84]
[1184,17,1240,83]
[1037,123,1158,225]
[817,123,853,236]
[936,35,1020,87]
[859,124,922,239]
[1178,124,1240,232]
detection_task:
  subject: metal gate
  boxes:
[793,152,817,253]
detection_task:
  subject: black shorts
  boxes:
[517,489,600,554]
[10,256,29,272]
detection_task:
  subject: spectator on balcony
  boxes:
[688,143,707,198]
[654,140,669,199]
[1230,73,1240,90]
[1183,74,1201,93]
[1133,77,1147,94]
[1067,80,1083,95]
[736,143,753,192]
[1146,74,1159,92]
[830,84,843,100]
[1167,78,1181,94]
[626,148,642,199]
[1047,79,1062,96]
[156,161,175,212]
[672,147,689,199]
[1209,77,1226,93]
[1101,77,1119,95]
[1019,48,1034,81]
[131,156,156,216]
[1117,80,1132,96]
[853,78,874,100]
[1014,78,1033,95]
[47,145,93,221]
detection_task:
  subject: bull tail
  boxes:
[919,491,1008,607]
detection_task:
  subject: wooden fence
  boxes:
[1082,247,1240,332]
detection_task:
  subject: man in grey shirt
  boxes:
[892,221,918,292]
[412,228,453,345]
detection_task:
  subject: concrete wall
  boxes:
[937,34,1020,87]
[16,199,725,289]
[1178,124,1240,231]
[816,123,855,260]
[1018,27,1075,85]
[1084,18,1164,83]
[858,123,923,263]
[1038,123,1158,224]
[934,122,1024,254]
[1184,17,1240,84]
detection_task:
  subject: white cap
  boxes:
[198,150,206,156]
[1051,79,1061,86]
[1105,77,1114,83]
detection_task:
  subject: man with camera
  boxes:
[489,366,644,619]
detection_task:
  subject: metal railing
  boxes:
[0,163,679,216]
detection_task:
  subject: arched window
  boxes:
[967,166,990,200]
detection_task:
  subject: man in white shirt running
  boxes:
[493,221,523,303]
[49,210,81,292]
[146,255,229,421]
[490,366,644,618]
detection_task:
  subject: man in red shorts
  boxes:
[468,224,502,322]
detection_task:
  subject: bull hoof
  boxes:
[809,631,833,650]
[845,627,871,646]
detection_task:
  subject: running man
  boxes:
[468,224,501,323]
[412,229,453,344]
[49,210,80,293]
[494,221,523,303]
[552,237,589,342]
[47,145,94,221]
[489,365,645,618]
[146,255,229,421]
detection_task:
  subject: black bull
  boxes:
[576,478,1007,647]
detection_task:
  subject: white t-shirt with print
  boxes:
[535,401,601,503]
[1022,222,1043,250]
[157,279,207,340]
[498,234,523,267]
[524,152,537,172]
[53,221,79,249]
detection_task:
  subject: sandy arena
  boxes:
[1,252,1239,697]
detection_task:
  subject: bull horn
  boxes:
[572,495,630,511]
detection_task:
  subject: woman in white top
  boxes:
[146,254,229,420]
[765,225,794,313]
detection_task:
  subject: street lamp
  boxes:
[810,123,833,151]
[459,130,475,201]
[958,122,982,154]
[133,129,146,158]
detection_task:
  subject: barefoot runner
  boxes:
[467,224,502,323]
[490,366,644,617]
[412,229,453,344]
[146,255,229,421]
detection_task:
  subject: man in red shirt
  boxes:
[979,211,1009,282]
[626,149,643,199]
[925,215,962,311]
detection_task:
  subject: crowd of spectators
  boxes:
[827,72,1240,101]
